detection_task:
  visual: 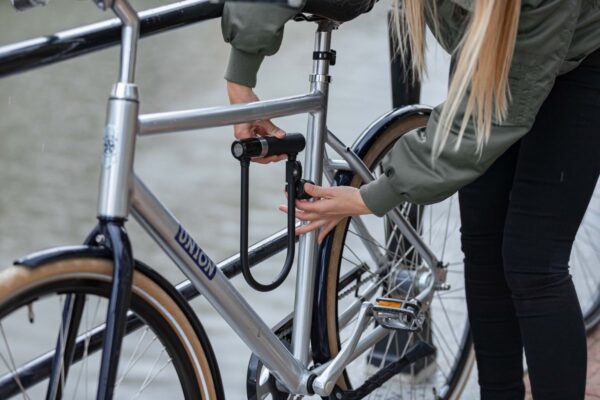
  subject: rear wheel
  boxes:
[315,113,473,399]
[0,257,223,399]
[571,178,600,330]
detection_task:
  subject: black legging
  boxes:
[459,49,600,399]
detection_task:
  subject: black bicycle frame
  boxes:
[0,0,223,79]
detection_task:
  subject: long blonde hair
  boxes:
[392,0,521,157]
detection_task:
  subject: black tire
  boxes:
[314,113,474,399]
[0,257,224,399]
[570,179,600,331]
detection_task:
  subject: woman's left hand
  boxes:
[279,183,371,244]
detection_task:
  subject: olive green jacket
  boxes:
[222,0,600,216]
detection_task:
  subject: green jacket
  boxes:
[222,0,600,216]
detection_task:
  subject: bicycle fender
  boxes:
[13,245,226,399]
[14,245,112,268]
[330,105,432,188]
[312,105,432,363]
[350,104,432,162]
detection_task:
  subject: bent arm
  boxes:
[360,0,583,216]
[221,2,304,87]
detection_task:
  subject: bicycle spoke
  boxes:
[132,348,172,399]
[440,197,454,261]
[116,327,151,387]
[118,331,160,388]
[430,318,457,369]
[322,116,475,399]
[341,255,364,268]
[435,293,461,348]
[0,322,30,400]
[72,297,102,400]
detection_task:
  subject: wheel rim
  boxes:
[571,178,600,329]
[0,262,212,399]
[320,118,472,399]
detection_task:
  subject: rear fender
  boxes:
[312,105,432,362]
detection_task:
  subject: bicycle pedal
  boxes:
[371,298,422,332]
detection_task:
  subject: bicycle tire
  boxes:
[314,113,474,399]
[0,256,224,399]
[570,178,600,330]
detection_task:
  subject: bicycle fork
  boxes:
[62,1,140,400]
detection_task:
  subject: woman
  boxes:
[222,1,600,398]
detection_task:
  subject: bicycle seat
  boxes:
[296,0,376,23]
[292,13,329,23]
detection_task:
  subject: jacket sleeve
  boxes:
[221,2,304,87]
[360,0,583,216]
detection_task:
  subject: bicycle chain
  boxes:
[337,341,436,400]
[337,272,377,300]
[257,265,409,400]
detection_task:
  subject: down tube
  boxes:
[130,176,312,395]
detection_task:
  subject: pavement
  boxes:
[523,325,600,399]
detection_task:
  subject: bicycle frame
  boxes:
[1,1,442,397]
[127,53,440,400]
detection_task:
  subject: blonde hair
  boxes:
[392,0,521,157]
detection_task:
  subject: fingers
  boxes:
[279,203,342,244]
[233,120,288,164]
[233,123,255,140]
[279,204,316,220]
[278,205,328,230]
[254,154,287,165]
[295,198,332,214]
[295,218,341,244]
[303,183,335,199]
[295,220,326,235]
[233,120,286,140]
[318,219,340,244]
[255,119,286,139]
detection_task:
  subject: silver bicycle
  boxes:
[0,0,598,399]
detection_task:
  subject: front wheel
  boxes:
[0,256,223,399]
[315,113,474,399]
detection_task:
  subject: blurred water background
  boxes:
[0,0,476,397]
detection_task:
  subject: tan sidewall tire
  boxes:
[324,115,428,362]
[0,258,219,399]
[322,114,473,398]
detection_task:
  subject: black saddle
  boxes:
[301,0,377,23]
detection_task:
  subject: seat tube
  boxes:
[292,22,335,365]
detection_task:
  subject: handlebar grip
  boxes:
[231,133,306,160]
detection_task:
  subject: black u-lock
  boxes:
[231,133,310,292]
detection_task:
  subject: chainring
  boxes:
[246,315,293,400]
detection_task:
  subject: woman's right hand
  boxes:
[227,81,287,164]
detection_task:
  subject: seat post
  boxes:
[292,20,337,367]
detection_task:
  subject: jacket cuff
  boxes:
[359,175,408,217]
[225,47,265,88]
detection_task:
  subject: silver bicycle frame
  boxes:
[96,4,439,395]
